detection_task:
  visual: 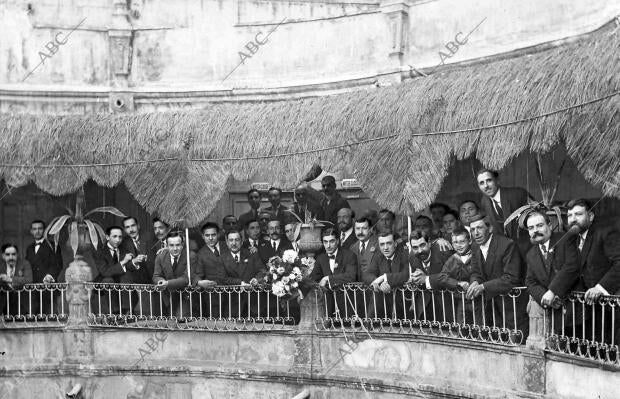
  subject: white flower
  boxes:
[282,250,298,263]
[269,265,276,273]
[272,273,278,280]
[282,276,290,284]
[277,266,285,275]
[291,281,299,288]
[292,266,301,275]
[272,281,286,297]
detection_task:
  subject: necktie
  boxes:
[172,256,178,269]
[272,241,277,251]
[540,244,548,260]
[249,239,255,248]
[493,199,504,220]
[329,255,336,273]
[360,241,366,255]
[214,246,220,257]
[112,249,119,264]
[134,240,141,252]
[387,258,393,271]
[34,241,43,254]
[234,254,239,263]
[578,235,585,252]
[7,265,14,279]
[341,232,346,243]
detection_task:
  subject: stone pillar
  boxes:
[526,296,549,350]
[378,0,410,86]
[109,0,135,112]
[292,289,325,377]
[64,255,94,364]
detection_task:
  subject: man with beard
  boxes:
[153,231,195,318]
[242,219,262,255]
[337,208,357,249]
[350,217,378,282]
[524,211,581,334]
[292,183,324,222]
[25,220,62,315]
[0,244,33,315]
[363,232,410,319]
[121,217,151,282]
[476,169,532,253]
[264,187,289,227]
[567,199,620,344]
[409,229,454,322]
[466,214,528,338]
[237,189,263,234]
[258,220,292,264]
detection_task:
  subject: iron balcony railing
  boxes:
[0,283,68,327]
[544,291,619,365]
[313,283,528,345]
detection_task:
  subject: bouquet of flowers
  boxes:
[265,250,315,299]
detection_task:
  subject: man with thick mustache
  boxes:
[0,244,33,315]
[567,199,620,345]
[350,217,378,281]
[466,214,528,337]
[409,229,453,322]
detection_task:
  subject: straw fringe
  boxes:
[0,23,618,225]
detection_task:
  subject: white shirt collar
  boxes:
[170,253,179,264]
[581,230,589,241]
[491,188,502,203]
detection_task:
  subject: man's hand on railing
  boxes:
[197,279,217,289]
[379,281,391,293]
[457,281,469,291]
[249,278,259,286]
[411,269,426,286]
[540,290,557,308]
[318,276,330,289]
[42,274,55,284]
[370,274,386,292]
[466,281,484,299]
[0,273,12,286]
[156,279,168,290]
[584,285,608,305]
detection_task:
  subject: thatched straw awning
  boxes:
[1,24,618,226]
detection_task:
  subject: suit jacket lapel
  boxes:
[484,236,498,278]
[580,230,594,267]
[163,254,174,278]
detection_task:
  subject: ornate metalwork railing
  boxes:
[314,283,528,345]
[0,283,68,327]
[544,291,619,365]
[85,283,298,330]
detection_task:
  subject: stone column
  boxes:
[526,296,549,350]
[378,0,410,86]
[64,255,94,364]
[109,0,135,112]
[292,289,325,377]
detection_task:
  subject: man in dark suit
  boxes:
[258,220,292,264]
[120,217,152,283]
[25,220,62,315]
[292,184,324,223]
[524,211,581,333]
[92,226,143,314]
[264,187,290,227]
[237,189,263,236]
[284,221,301,255]
[466,214,529,338]
[0,244,33,316]
[320,175,350,226]
[218,230,268,318]
[153,231,195,319]
[363,232,410,319]
[307,227,357,319]
[350,217,379,282]
[567,199,620,344]
[241,219,262,254]
[477,169,532,253]
[337,208,358,249]
[150,217,170,259]
[194,222,225,286]
[409,229,454,322]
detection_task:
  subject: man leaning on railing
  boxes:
[0,243,33,316]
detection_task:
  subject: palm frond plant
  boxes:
[44,187,127,257]
[505,154,567,232]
